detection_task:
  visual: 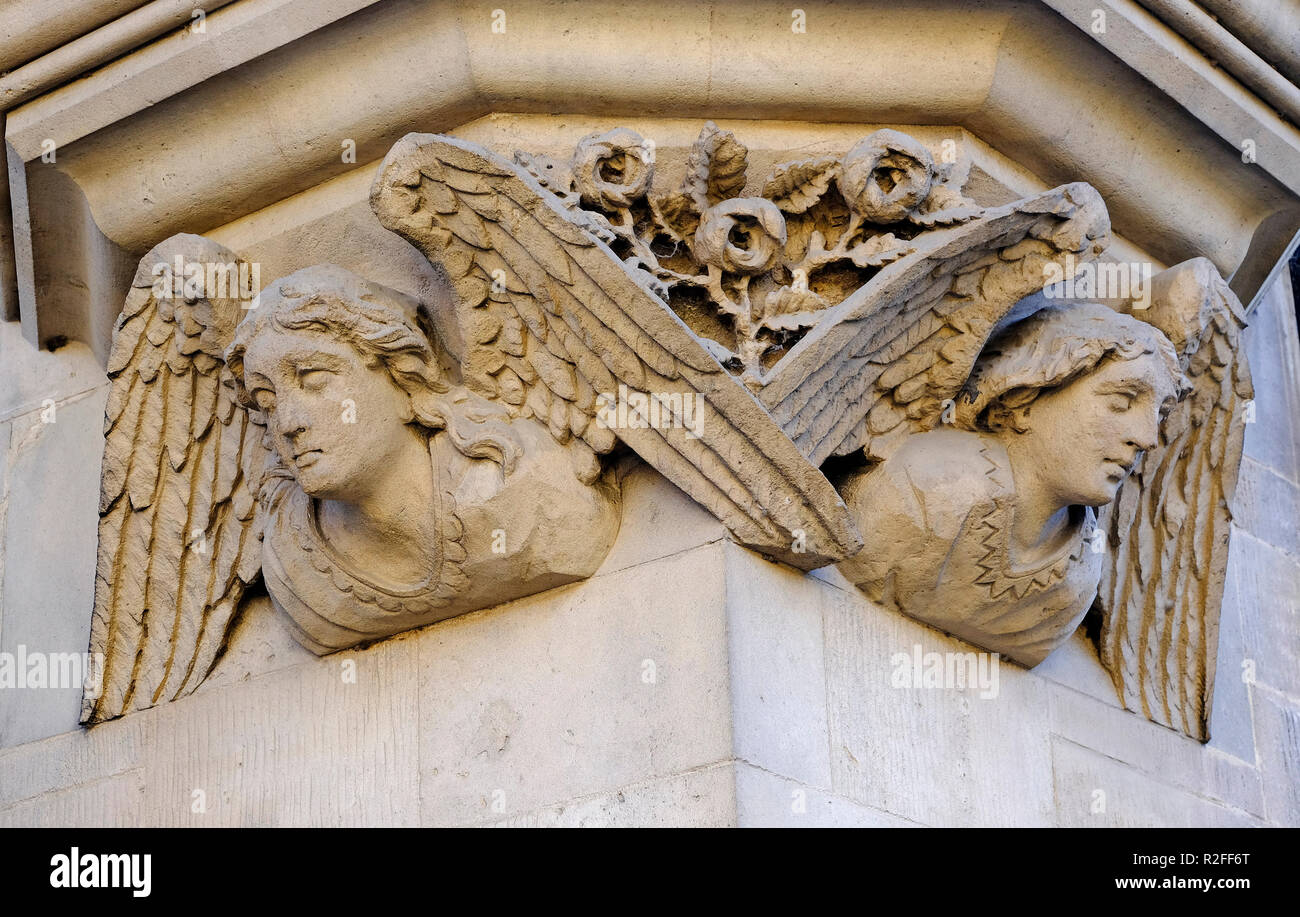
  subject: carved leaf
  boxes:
[650,190,702,244]
[912,184,984,227]
[760,310,824,333]
[764,285,829,320]
[761,157,840,214]
[848,234,914,268]
[683,121,748,210]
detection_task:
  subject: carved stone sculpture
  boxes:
[834,260,1251,741]
[83,239,620,722]
[84,124,1252,742]
[836,302,1185,665]
[226,266,619,655]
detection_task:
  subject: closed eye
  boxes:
[297,367,335,390]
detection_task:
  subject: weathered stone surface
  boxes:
[1252,688,1300,826]
[1051,737,1260,828]
[1229,529,1300,701]
[1047,679,1263,817]
[3,0,1300,827]
[723,542,831,789]
[1233,456,1300,560]
[416,542,732,826]
[491,763,737,828]
[1242,272,1300,484]
[822,580,1056,827]
[0,388,106,749]
[734,762,917,827]
[0,319,104,422]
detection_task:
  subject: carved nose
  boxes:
[277,398,309,437]
[1129,421,1159,454]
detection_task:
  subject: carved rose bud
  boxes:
[693,198,787,275]
[838,129,935,223]
[571,128,654,209]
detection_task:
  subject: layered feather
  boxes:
[370,134,861,569]
[1095,259,1252,742]
[759,183,1112,466]
[83,235,268,724]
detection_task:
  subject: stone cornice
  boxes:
[5,0,1299,358]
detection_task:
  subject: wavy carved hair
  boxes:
[955,302,1188,435]
[226,265,519,471]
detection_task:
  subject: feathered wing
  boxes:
[759,183,1111,466]
[83,235,270,724]
[370,133,861,569]
[1095,259,1253,742]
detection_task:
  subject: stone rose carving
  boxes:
[838,129,934,223]
[512,122,985,377]
[693,197,787,276]
[571,127,654,210]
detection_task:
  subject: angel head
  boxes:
[226,265,517,501]
[955,302,1187,507]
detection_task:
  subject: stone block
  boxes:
[1232,457,1300,559]
[723,542,832,789]
[1242,275,1300,485]
[0,709,149,812]
[1047,680,1263,817]
[734,762,917,827]
[0,388,107,748]
[1229,529,1300,699]
[0,320,104,422]
[138,632,423,827]
[1051,736,1260,827]
[417,542,732,826]
[593,461,726,577]
[490,763,737,827]
[1208,552,1259,763]
[0,769,146,828]
[822,582,1055,826]
[1252,688,1300,826]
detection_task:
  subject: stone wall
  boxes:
[0,274,1295,827]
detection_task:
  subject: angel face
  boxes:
[1008,352,1177,507]
[239,328,416,501]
